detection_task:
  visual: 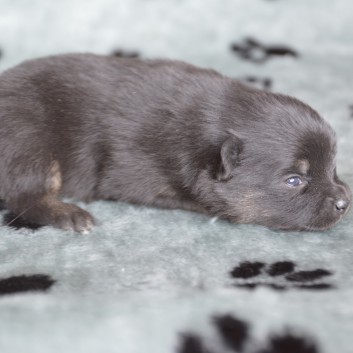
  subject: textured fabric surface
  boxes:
[0,1,353,352]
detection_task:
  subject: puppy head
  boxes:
[212,89,351,231]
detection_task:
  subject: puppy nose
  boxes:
[335,199,349,212]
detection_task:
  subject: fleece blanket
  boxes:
[0,0,353,352]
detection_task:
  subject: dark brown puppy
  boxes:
[0,54,351,232]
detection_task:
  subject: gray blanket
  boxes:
[0,0,353,352]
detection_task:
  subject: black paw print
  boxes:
[230,37,299,63]
[178,314,320,353]
[241,76,273,90]
[0,275,55,296]
[111,49,140,58]
[230,261,333,290]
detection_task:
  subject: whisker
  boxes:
[5,203,38,227]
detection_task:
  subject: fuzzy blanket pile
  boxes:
[0,0,352,352]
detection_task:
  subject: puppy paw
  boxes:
[52,203,95,233]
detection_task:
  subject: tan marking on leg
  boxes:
[46,160,62,195]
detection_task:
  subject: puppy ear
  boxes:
[216,132,243,181]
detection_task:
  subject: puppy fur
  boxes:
[0,54,351,232]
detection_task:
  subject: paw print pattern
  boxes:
[111,49,140,58]
[178,314,320,353]
[230,261,333,290]
[0,275,55,296]
[258,333,319,353]
[231,37,299,63]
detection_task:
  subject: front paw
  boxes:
[51,203,95,233]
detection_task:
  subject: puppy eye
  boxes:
[286,176,303,187]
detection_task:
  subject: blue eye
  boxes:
[286,176,303,187]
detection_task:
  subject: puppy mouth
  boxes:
[286,189,352,232]
[302,222,339,232]
[270,204,351,232]
[274,220,341,232]
[302,206,351,232]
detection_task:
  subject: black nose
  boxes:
[335,199,349,212]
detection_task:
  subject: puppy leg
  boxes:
[5,161,94,233]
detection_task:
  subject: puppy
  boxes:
[0,54,351,232]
